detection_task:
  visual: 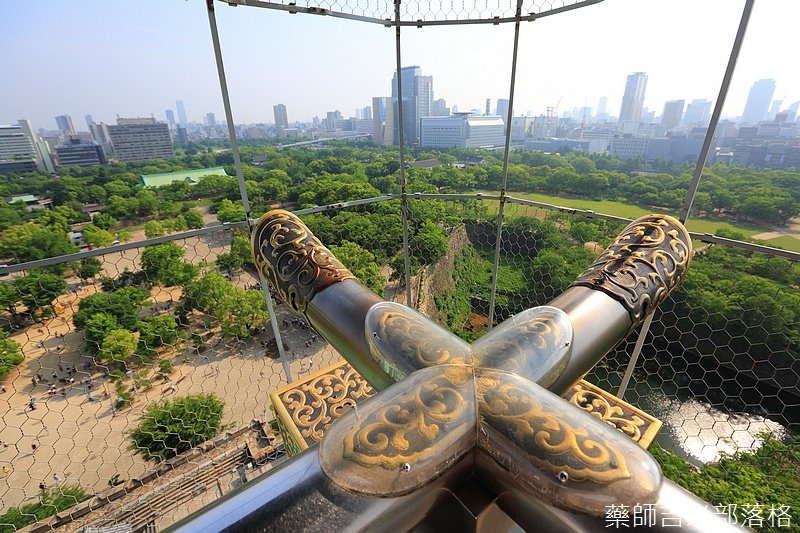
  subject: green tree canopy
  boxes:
[215,198,246,223]
[73,286,150,330]
[84,312,120,354]
[330,241,385,295]
[82,224,114,248]
[144,220,165,239]
[77,257,103,280]
[0,329,23,380]
[15,271,67,316]
[138,314,180,355]
[99,329,137,365]
[129,393,224,462]
[183,209,204,229]
[140,242,198,287]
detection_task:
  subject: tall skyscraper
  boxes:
[682,99,712,128]
[741,79,776,124]
[485,99,491,116]
[273,104,289,137]
[205,112,216,128]
[597,96,608,117]
[107,118,174,162]
[661,100,685,130]
[55,114,76,136]
[496,99,509,121]
[176,100,188,126]
[391,66,433,145]
[165,109,176,126]
[372,97,389,146]
[618,72,648,123]
[84,114,95,132]
[768,99,783,121]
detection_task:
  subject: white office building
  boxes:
[108,118,174,162]
[420,115,505,148]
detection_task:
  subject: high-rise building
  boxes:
[496,99,509,121]
[661,100,685,130]
[741,79,776,124]
[165,109,176,126]
[0,120,54,173]
[273,104,289,137]
[597,96,608,117]
[372,97,389,146]
[618,72,648,123]
[682,99,712,128]
[205,113,217,128]
[768,99,783,121]
[55,114,76,136]
[786,102,799,124]
[432,99,449,117]
[176,126,189,145]
[485,99,491,116]
[176,100,188,126]
[391,66,433,145]
[361,106,372,121]
[54,139,106,167]
[85,114,95,132]
[107,118,174,162]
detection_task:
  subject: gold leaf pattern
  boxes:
[252,209,354,319]
[571,214,692,326]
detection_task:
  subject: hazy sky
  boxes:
[1,0,799,130]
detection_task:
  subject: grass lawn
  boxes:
[474,190,770,238]
[762,234,800,253]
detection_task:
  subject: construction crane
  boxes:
[545,96,562,138]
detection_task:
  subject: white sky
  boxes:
[1,0,798,129]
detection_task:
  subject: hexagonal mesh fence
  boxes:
[1,194,798,531]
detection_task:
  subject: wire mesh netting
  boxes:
[228,0,595,23]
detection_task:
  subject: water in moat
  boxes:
[586,366,791,465]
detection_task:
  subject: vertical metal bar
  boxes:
[680,0,754,224]
[487,0,524,330]
[394,0,413,307]
[206,0,292,383]
[619,0,753,398]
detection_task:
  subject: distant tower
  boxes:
[768,99,783,121]
[84,114,95,131]
[741,79,776,124]
[597,96,608,116]
[618,72,648,123]
[205,112,216,127]
[55,114,76,136]
[496,99,509,121]
[273,104,289,137]
[176,100,188,126]
[682,99,712,128]
[485,99,491,116]
[165,109,176,126]
[372,97,389,145]
[661,100,685,130]
[391,66,433,145]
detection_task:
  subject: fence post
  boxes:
[617,0,754,398]
[205,0,292,383]
[487,0,524,330]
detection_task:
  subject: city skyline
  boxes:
[2,1,800,128]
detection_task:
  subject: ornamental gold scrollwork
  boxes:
[342,366,473,469]
[252,209,354,319]
[570,214,692,327]
[567,382,645,441]
[366,302,471,379]
[477,372,631,485]
[281,364,374,446]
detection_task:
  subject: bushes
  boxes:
[0,484,89,532]
[129,393,224,462]
[651,434,799,532]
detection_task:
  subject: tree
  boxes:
[215,199,246,223]
[82,224,114,248]
[0,224,78,275]
[135,189,158,216]
[185,272,269,338]
[73,286,149,331]
[144,220,165,239]
[15,272,67,317]
[216,252,243,275]
[0,283,19,322]
[92,212,117,231]
[140,242,197,286]
[183,209,204,229]
[99,329,137,365]
[0,329,23,380]
[138,314,180,355]
[410,221,448,265]
[116,229,133,243]
[129,393,225,462]
[84,312,120,353]
[330,241,385,295]
[77,257,103,281]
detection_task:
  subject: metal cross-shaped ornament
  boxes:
[172,210,746,533]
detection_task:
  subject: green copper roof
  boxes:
[141,166,228,188]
